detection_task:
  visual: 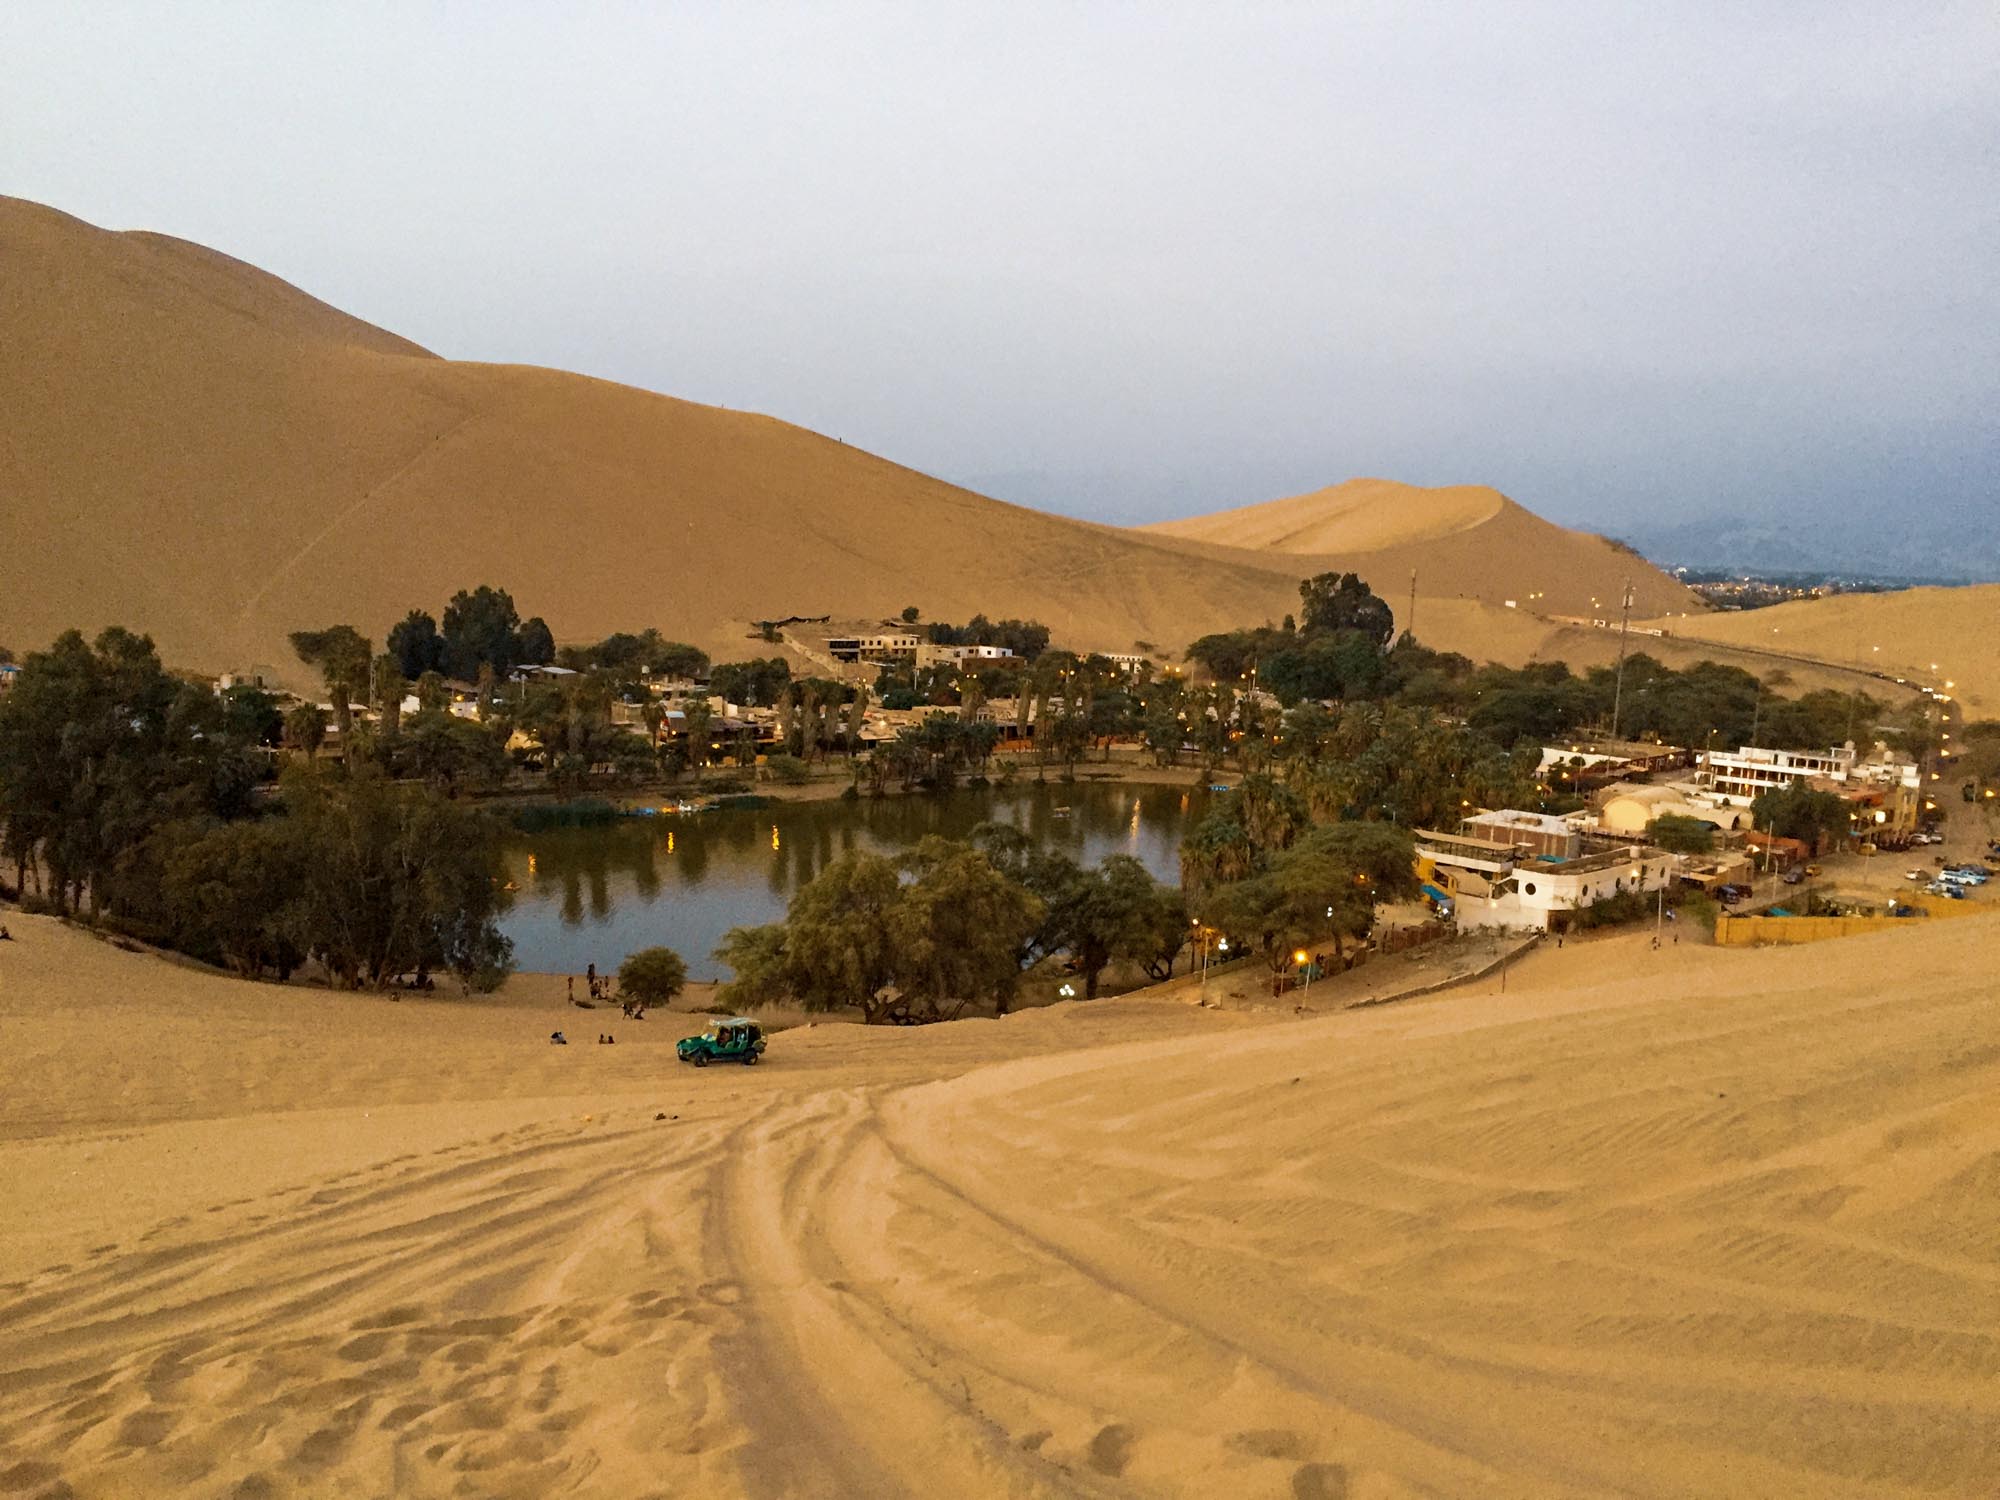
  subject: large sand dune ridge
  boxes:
[2,908,1997,1496]
[1641,585,2000,718]
[4,196,1703,686]
[1145,478,1700,623]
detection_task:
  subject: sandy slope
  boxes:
[1640,586,2000,719]
[4,196,1704,690]
[0,196,1314,685]
[1144,479,1701,623]
[3,909,1997,1497]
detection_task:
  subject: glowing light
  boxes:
[771,825,781,850]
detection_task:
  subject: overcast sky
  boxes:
[5,3,1995,549]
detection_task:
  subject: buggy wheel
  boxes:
[692,1051,708,1067]
[743,1051,759,1065]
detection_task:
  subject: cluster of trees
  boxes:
[1186,572,1398,699]
[1748,782,1855,848]
[151,769,513,988]
[0,629,512,989]
[385,586,556,684]
[0,628,263,909]
[1179,774,1421,971]
[714,825,1186,1022]
[555,629,708,682]
[1183,571,1896,764]
[861,713,998,792]
[921,615,1052,660]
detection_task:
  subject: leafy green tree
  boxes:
[618,946,687,1012]
[1055,853,1176,998]
[516,616,556,667]
[393,712,510,793]
[763,753,812,785]
[277,764,514,990]
[901,605,921,623]
[387,611,445,680]
[219,684,285,748]
[440,585,524,682]
[1299,572,1394,647]
[753,852,902,1022]
[890,838,1044,1018]
[0,629,260,913]
[156,818,306,979]
[1646,813,1715,854]
[713,922,791,1012]
[710,657,792,708]
[1751,783,1851,849]
[289,624,372,752]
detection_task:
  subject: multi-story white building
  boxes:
[824,632,922,665]
[1416,818,1676,933]
[915,643,1016,668]
[1697,742,1919,807]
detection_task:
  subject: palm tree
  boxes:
[373,655,406,740]
[286,702,329,760]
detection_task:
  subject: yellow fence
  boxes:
[1714,897,1991,946]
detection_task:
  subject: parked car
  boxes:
[1927,884,1966,901]
[1782,869,1804,885]
[1803,864,1822,877]
[1907,869,1929,881]
[676,1017,767,1067]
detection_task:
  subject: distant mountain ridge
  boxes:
[1617,516,2000,585]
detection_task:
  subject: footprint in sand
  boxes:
[114,1407,177,1448]
[1291,1461,1350,1500]
[1229,1429,1311,1461]
[1087,1424,1135,1477]
[335,1332,394,1363]
[0,1459,62,1493]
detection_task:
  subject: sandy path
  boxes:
[3,913,1998,1496]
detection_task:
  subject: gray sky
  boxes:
[5,3,1996,559]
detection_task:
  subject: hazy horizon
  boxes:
[4,4,1994,569]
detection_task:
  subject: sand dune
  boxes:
[1145,478,1701,623]
[5,197,1705,690]
[1641,586,2000,719]
[3,907,1997,1496]
[0,197,1318,686]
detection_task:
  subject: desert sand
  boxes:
[4,905,1997,1497]
[1641,587,2000,719]
[4,197,1699,693]
[1144,479,1697,623]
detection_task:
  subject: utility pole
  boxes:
[1405,569,1418,646]
[1609,579,1635,740]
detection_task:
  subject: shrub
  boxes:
[618,946,688,1009]
[763,754,812,786]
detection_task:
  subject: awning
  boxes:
[1421,882,1453,905]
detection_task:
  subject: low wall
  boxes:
[1714,897,1989,946]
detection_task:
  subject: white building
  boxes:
[1417,824,1676,933]
[825,632,922,665]
[916,643,1016,667]
[1698,742,1919,807]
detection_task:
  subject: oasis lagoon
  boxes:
[500,780,1208,980]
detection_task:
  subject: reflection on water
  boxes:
[501,781,1204,980]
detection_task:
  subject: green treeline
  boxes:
[0,628,512,989]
